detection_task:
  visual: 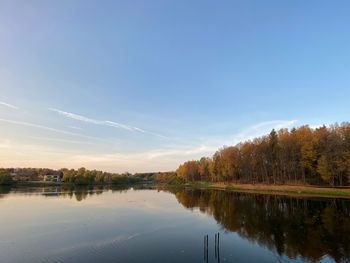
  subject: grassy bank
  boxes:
[185,182,350,198]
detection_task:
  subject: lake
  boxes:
[0,185,349,263]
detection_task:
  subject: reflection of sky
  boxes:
[0,189,186,224]
[0,188,330,263]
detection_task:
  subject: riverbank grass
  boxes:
[186,182,350,198]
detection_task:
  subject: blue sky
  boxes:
[1,0,350,172]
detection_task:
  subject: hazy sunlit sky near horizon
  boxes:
[1,0,350,172]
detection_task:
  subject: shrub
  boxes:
[0,171,13,185]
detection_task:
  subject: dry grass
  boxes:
[212,182,349,192]
[203,182,350,198]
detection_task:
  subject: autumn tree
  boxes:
[175,122,350,187]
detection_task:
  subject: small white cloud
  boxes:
[49,108,101,125]
[194,119,299,152]
[144,145,217,159]
[250,120,298,130]
[232,119,298,144]
[0,101,19,110]
[104,120,134,131]
[68,126,83,131]
[309,124,326,129]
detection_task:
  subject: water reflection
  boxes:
[169,188,350,263]
[0,185,11,196]
[0,184,153,201]
[1,186,349,262]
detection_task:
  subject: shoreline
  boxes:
[185,182,350,199]
[4,181,153,187]
[5,181,350,199]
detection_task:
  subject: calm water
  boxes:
[0,185,349,263]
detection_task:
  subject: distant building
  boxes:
[16,171,36,181]
[10,172,18,181]
[124,172,133,177]
[44,174,62,182]
[38,175,45,180]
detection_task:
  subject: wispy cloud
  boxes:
[309,123,327,129]
[65,119,299,169]
[49,108,167,138]
[68,126,83,131]
[194,119,299,152]
[144,145,217,159]
[74,120,299,171]
[0,118,300,173]
[0,101,19,110]
[0,118,99,140]
[230,119,298,144]
[28,136,95,145]
[250,120,298,131]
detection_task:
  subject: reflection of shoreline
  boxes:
[170,188,350,263]
[0,184,155,201]
[184,182,350,199]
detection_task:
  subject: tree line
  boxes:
[0,167,151,185]
[60,168,137,185]
[0,167,178,185]
[176,122,350,186]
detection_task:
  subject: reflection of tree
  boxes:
[0,185,135,201]
[171,189,350,263]
[132,184,154,190]
[0,185,11,198]
[109,185,130,193]
[61,185,131,201]
[0,185,139,201]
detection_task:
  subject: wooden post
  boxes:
[217,233,220,263]
[206,235,208,263]
[215,233,217,258]
[218,233,220,247]
[204,235,206,261]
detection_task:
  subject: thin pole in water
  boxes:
[215,233,217,258]
[203,236,205,261]
[217,233,220,263]
[206,235,209,263]
[204,235,208,261]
